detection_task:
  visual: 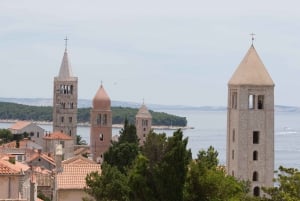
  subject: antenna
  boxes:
[64,36,68,51]
[250,33,255,45]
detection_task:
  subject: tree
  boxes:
[76,135,87,145]
[262,166,300,201]
[184,146,252,201]
[129,129,192,201]
[0,129,13,144]
[85,163,130,201]
[118,118,138,144]
[104,118,139,173]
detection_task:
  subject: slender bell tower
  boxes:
[227,43,274,197]
[53,37,78,142]
[90,84,112,163]
[135,103,152,145]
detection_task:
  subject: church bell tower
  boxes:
[227,44,274,197]
[53,38,78,142]
[90,84,112,163]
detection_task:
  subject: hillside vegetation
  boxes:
[0,102,187,126]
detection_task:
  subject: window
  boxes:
[248,94,255,109]
[69,130,71,136]
[96,114,101,125]
[252,171,258,181]
[61,116,64,123]
[253,186,260,197]
[99,133,104,141]
[37,132,39,138]
[232,150,234,160]
[258,95,264,109]
[30,132,34,137]
[60,141,65,148]
[232,129,235,142]
[253,151,258,161]
[231,92,237,109]
[232,171,234,176]
[69,117,72,123]
[253,131,259,144]
[103,114,107,125]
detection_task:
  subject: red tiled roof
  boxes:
[0,158,30,175]
[27,151,55,166]
[9,121,31,130]
[57,156,101,189]
[43,132,73,140]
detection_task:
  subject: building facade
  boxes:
[135,103,152,145]
[226,45,274,196]
[53,48,78,142]
[90,84,112,163]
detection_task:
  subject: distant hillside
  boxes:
[0,102,187,127]
[0,97,299,112]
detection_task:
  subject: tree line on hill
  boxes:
[0,102,187,126]
[84,121,300,201]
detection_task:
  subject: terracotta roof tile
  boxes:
[57,156,101,189]
[9,121,31,130]
[43,131,73,140]
[0,158,30,175]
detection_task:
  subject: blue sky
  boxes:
[1,0,300,107]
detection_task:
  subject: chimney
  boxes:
[55,144,63,173]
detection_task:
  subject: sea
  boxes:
[1,109,299,170]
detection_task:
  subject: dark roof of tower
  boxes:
[136,104,152,118]
[92,85,111,110]
[228,45,274,86]
[57,50,76,81]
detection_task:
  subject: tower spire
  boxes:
[64,36,68,52]
[250,33,255,45]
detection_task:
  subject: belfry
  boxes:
[90,84,112,163]
[53,38,78,142]
[227,44,275,196]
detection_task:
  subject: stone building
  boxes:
[226,44,274,196]
[135,103,152,145]
[90,84,112,163]
[53,45,78,142]
[55,155,101,201]
[9,121,45,147]
[43,132,74,160]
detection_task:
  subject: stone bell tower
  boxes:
[53,38,78,142]
[90,84,112,163]
[135,103,152,145]
[227,44,274,197]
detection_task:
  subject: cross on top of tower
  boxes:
[64,36,68,51]
[250,33,255,45]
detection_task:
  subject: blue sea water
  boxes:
[1,110,299,170]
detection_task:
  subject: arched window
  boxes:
[99,133,104,141]
[253,151,258,161]
[253,171,258,181]
[232,129,235,142]
[253,186,260,197]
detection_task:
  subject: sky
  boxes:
[1,0,300,107]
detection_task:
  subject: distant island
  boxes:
[0,102,187,127]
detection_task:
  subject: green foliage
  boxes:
[76,135,87,145]
[197,145,219,169]
[0,129,13,145]
[262,166,300,201]
[184,146,251,201]
[118,118,138,144]
[85,163,130,201]
[104,119,139,174]
[129,130,192,201]
[37,191,51,201]
[0,102,187,126]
